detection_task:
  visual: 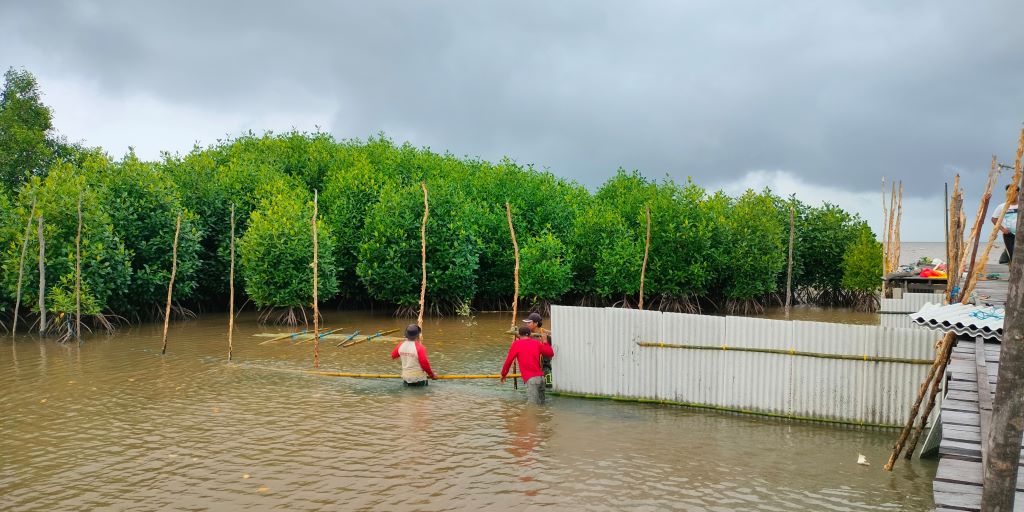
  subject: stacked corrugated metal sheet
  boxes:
[908,303,1004,341]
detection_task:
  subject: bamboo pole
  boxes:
[637,342,934,364]
[944,182,950,271]
[266,368,522,380]
[639,205,651,311]
[785,205,794,319]
[506,202,520,329]
[37,215,45,335]
[418,183,429,328]
[11,198,36,337]
[881,178,888,294]
[228,204,235,361]
[886,168,999,469]
[959,159,999,302]
[160,212,182,355]
[312,190,320,369]
[505,202,521,390]
[884,330,956,470]
[75,192,82,343]
[904,336,956,457]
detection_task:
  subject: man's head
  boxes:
[405,324,421,341]
[517,325,532,337]
[522,312,543,330]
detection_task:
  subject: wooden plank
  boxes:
[975,337,992,475]
[944,410,981,427]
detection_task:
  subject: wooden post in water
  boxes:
[11,198,36,337]
[37,215,45,335]
[506,202,520,329]
[75,192,82,343]
[418,183,429,328]
[982,148,1024,510]
[639,205,651,311]
[785,205,794,319]
[312,191,320,369]
[506,202,521,390]
[160,212,182,355]
[228,204,235,362]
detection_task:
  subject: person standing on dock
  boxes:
[502,325,555,404]
[391,324,436,386]
[991,185,1019,263]
[523,312,553,383]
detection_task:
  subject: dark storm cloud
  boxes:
[1,0,1021,192]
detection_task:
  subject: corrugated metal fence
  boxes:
[551,306,938,427]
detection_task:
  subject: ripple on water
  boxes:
[0,312,935,511]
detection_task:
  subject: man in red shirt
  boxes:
[501,325,555,404]
[391,324,436,386]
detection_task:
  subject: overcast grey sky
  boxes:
[2,1,1022,241]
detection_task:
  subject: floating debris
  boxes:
[857,454,870,466]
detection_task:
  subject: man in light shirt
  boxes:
[390,324,436,386]
[991,185,1019,263]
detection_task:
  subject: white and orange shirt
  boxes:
[390,340,436,383]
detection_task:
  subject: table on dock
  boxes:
[933,338,1021,510]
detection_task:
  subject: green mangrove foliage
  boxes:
[238,185,339,318]
[0,70,886,327]
[841,225,884,311]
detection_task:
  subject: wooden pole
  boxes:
[785,205,795,319]
[312,191,320,369]
[639,205,651,311]
[228,204,235,362]
[160,212,182,355]
[905,337,955,458]
[11,198,36,337]
[418,183,429,328]
[959,159,999,302]
[75,192,82,343]
[944,182,950,271]
[884,330,956,470]
[506,202,520,329]
[37,215,45,335]
[981,176,1024,509]
[881,178,888,295]
[506,202,521,390]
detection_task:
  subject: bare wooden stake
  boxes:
[506,202,520,330]
[160,212,182,355]
[785,205,795,319]
[312,191,320,369]
[639,205,651,311]
[506,202,521,391]
[11,198,36,337]
[75,192,82,343]
[37,215,45,335]
[418,183,429,328]
[228,204,235,362]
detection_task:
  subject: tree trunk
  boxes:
[981,138,1024,510]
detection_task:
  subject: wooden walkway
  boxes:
[933,338,1022,510]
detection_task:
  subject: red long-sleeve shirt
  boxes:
[391,340,435,381]
[501,337,554,382]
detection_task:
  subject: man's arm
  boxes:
[415,342,436,379]
[539,341,554,359]
[500,345,517,382]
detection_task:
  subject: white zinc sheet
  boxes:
[879,292,943,313]
[909,303,1004,341]
[551,305,935,426]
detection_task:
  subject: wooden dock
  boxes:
[930,257,1015,510]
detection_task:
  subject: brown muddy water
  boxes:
[1,311,936,511]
